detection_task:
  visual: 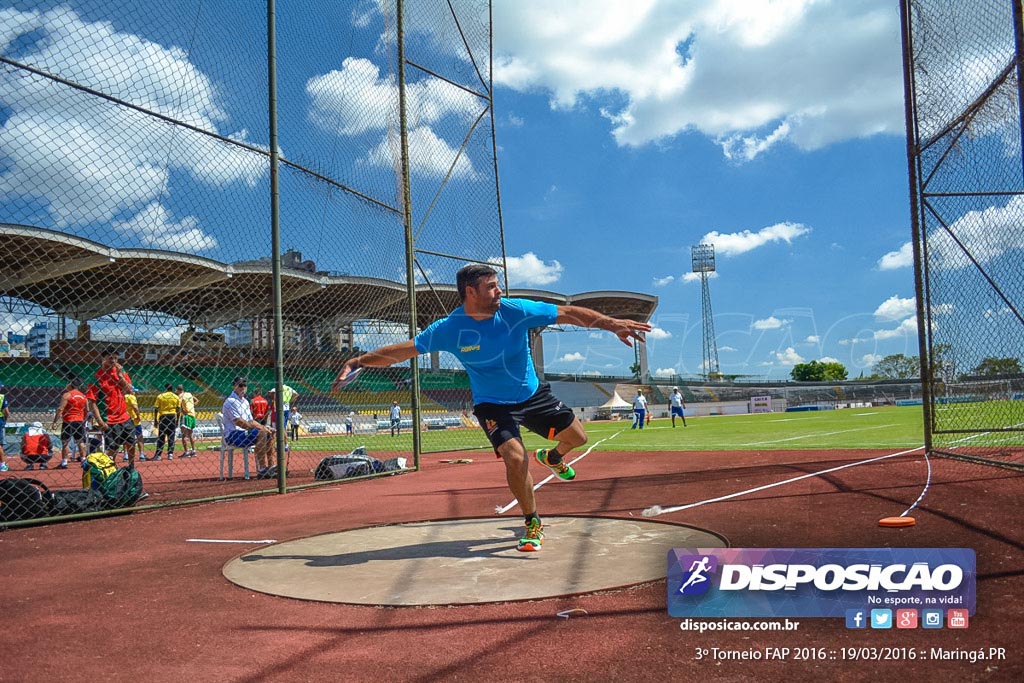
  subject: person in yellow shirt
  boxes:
[124,387,145,462]
[151,383,180,461]
[176,384,198,458]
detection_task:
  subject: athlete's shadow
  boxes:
[241,527,529,567]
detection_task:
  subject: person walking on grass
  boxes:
[334,264,650,552]
[632,389,647,430]
[669,387,687,427]
[177,385,198,458]
[389,401,402,437]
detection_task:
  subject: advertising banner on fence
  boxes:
[668,548,976,619]
[750,396,772,413]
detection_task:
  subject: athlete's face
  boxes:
[470,275,502,313]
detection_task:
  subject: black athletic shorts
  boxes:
[61,421,86,445]
[473,383,576,455]
[105,421,135,450]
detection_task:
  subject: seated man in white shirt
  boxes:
[222,376,275,477]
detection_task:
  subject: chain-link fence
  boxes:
[0,0,506,526]
[902,0,1024,469]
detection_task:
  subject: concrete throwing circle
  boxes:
[223,516,726,605]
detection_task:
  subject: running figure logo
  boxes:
[676,555,717,595]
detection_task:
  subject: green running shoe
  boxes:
[536,449,575,481]
[517,518,544,552]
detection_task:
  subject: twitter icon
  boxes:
[870,609,893,629]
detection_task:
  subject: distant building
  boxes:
[28,321,58,358]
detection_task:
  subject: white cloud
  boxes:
[307,57,479,134]
[702,222,811,257]
[647,327,672,340]
[653,275,675,287]
[558,352,586,363]
[367,126,476,178]
[874,295,916,322]
[681,271,719,283]
[877,241,913,270]
[804,335,820,344]
[819,356,840,364]
[0,8,263,236]
[775,346,805,365]
[752,316,791,330]
[874,317,918,340]
[493,252,564,286]
[113,202,218,253]
[493,1,903,157]
[654,367,677,377]
[307,57,481,178]
[861,353,884,366]
[719,345,737,352]
[929,195,1024,269]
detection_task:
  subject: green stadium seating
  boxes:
[0,361,65,388]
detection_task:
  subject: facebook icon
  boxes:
[846,609,867,629]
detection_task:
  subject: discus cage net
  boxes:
[901,0,1024,470]
[0,0,506,525]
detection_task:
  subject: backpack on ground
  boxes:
[50,488,107,516]
[0,478,52,523]
[100,468,145,509]
[314,448,378,480]
[82,452,116,489]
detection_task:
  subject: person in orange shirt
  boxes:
[51,378,88,468]
[86,348,137,467]
[250,387,269,426]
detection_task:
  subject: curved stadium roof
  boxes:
[1,224,658,329]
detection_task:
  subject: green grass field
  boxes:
[282,406,928,455]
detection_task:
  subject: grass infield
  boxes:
[282,405,928,455]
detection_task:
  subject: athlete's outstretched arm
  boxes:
[333,340,420,390]
[556,305,652,347]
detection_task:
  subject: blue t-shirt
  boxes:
[414,298,558,405]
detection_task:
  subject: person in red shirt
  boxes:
[87,348,137,467]
[250,386,270,426]
[51,378,89,468]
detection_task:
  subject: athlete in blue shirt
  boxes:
[335,264,650,552]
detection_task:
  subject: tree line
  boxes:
[790,353,1022,382]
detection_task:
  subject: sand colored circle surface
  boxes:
[224,516,727,605]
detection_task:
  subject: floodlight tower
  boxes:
[691,243,720,380]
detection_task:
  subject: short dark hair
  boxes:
[101,346,117,357]
[177,384,184,391]
[456,264,498,303]
[165,383,174,391]
[232,376,248,388]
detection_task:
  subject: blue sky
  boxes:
[493,0,919,379]
[0,1,945,379]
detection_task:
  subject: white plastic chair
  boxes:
[217,413,251,480]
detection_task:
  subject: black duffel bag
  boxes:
[0,478,52,523]
[50,488,107,516]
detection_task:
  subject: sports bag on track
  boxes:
[0,478,51,523]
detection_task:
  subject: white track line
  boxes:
[495,430,623,515]
[642,424,1020,518]
[641,445,926,517]
[185,538,277,544]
